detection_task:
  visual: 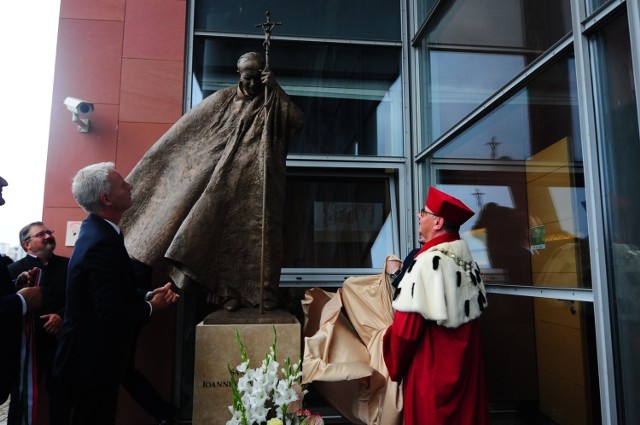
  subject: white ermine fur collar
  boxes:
[392,239,488,328]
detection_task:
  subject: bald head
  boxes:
[237,52,264,72]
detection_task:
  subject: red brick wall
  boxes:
[42,0,187,423]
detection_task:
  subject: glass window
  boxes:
[192,37,403,156]
[195,0,401,42]
[591,11,640,423]
[419,0,572,146]
[283,169,397,269]
[586,0,614,15]
[482,294,600,423]
[431,53,590,289]
[415,0,438,24]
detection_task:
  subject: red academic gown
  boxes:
[382,233,489,425]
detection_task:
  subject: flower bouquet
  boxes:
[227,327,323,425]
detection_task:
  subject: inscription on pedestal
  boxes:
[192,309,301,425]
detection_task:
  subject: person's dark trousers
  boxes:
[68,382,119,425]
[40,330,70,424]
[47,374,71,424]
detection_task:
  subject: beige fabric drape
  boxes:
[301,255,403,425]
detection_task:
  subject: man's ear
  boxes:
[99,192,111,206]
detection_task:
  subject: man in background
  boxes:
[0,176,43,404]
[53,162,179,425]
[8,221,69,424]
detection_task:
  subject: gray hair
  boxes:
[71,162,115,214]
[237,52,264,71]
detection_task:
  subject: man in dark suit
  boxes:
[0,175,43,404]
[8,221,69,424]
[53,163,179,425]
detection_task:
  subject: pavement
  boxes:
[0,398,7,424]
[0,393,350,425]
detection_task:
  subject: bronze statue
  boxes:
[119,51,304,312]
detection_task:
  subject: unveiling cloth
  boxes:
[382,233,489,425]
[120,83,303,306]
[301,255,403,425]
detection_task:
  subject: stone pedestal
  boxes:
[192,309,301,425]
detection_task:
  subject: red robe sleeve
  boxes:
[382,310,425,382]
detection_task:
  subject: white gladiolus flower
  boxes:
[227,328,318,425]
[250,404,269,422]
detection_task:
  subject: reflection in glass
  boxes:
[432,54,591,289]
[283,171,394,269]
[482,294,600,423]
[415,0,439,25]
[586,0,613,15]
[192,38,403,156]
[425,51,525,141]
[592,12,640,424]
[419,0,572,145]
[195,0,400,42]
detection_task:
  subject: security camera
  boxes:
[64,97,94,115]
[64,97,94,133]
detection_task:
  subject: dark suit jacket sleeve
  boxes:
[0,293,23,403]
[7,256,30,280]
[86,237,151,325]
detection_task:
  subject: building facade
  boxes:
[44,0,639,423]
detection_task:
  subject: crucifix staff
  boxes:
[256,11,281,72]
[255,11,282,313]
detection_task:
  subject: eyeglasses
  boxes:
[27,230,54,240]
[419,208,439,218]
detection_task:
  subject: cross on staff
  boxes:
[255,11,282,313]
[255,11,282,70]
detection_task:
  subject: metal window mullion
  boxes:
[406,0,426,253]
[411,0,446,46]
[628,0,640,131]
[486,284,593,302]
[571,0,618,422]
[582,0,626,32]
[286,157,405,168]
[184,0,196,112]
[401,0,417,256]
[192,31,402,47]
[174,0,198,408]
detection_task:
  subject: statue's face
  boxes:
[238,59,262,98]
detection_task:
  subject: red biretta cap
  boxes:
[425,186,475,226]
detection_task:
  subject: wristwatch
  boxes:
[388,269,401,282]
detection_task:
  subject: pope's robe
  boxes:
[120,83,304,306]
